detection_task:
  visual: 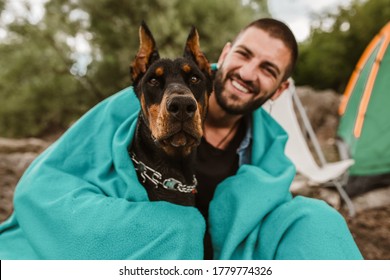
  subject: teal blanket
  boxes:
[0,87,362,259]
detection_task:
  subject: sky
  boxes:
[269,0,354,42]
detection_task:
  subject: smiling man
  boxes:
[195,18,362,260]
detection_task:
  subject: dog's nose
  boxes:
[167,95,197,120]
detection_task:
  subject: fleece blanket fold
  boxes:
[0,87,363,260]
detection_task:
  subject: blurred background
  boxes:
[0,0,389,259]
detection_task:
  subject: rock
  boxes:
[0,137,49,154]
[0,137,50,222]
[351,186,390,213]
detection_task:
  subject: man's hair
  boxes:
[233,18,298,81]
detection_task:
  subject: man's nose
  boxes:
[239,61,257,82]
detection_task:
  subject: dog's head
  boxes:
[130,22,212,158]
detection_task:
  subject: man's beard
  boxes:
[214,69,271,115]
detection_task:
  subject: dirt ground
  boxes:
[0,86,389,259]
[342,205,390,259]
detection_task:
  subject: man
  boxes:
[196,18,362,259]
[195,18,295,259]
[0,18,362,260]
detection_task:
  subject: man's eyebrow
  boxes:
[236,45,281,76]
[262,61,281,76]
[236,45,254,56]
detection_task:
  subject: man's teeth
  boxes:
[232,80,249,93]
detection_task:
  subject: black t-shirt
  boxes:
[195,120,246,259]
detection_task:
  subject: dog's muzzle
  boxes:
[150,83,203,155]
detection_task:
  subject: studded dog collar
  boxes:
[130,152,198,194]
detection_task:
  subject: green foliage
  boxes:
[0,0,268,137]
[294,0,390,92]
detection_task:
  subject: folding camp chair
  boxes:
[263,80,356,216]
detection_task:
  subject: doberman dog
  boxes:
[129,22,212,206]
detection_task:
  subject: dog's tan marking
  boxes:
[148,104,160,138]
[182,64,191,73]
[198,92,208,123]
[194,104,203,137]
[140,94,148,120]
[148,95,170,140]
[155,66,164,76]
[156,94,171,138]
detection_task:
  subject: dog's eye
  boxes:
[148,78,160,87]
[190,76,200,84]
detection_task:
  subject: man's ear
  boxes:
[130,21,160,83]
[216,42,232,69]
[183,26,211,76]
[271,79,290,101]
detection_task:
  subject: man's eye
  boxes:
[148,78,159,86]
[266,68,277,78]
[190,76,200,84]
[236,50,249,58]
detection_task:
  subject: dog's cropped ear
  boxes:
[130,21,160,83]
[183,27,211,76]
